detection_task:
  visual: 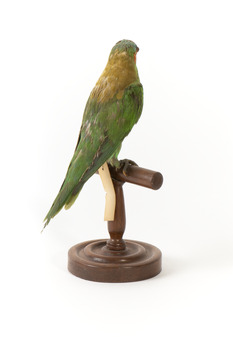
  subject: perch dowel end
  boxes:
[108,164,163,190]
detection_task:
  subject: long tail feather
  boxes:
[43,182,83,229]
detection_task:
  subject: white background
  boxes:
[1,0,233,349]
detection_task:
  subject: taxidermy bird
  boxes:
[43,39,143,228]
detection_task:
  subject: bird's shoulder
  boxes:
[83,80,143,123]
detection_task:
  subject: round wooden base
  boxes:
[68,239,162,283]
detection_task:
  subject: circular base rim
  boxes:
[68,239,162,283]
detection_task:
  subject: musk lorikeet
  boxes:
[44,39,143,228]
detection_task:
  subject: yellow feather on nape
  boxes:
[90,49,138,104]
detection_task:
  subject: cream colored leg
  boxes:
[98,162,116,221]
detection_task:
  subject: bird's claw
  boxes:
[120,159,138,176]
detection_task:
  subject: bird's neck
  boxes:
[91,52,139,103]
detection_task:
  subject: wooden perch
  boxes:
[98,162,163,222]
[68,163,163,282]
[108,164,163,190]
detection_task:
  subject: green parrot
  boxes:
[43,39,143,228]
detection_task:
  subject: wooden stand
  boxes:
[68,165,163,282]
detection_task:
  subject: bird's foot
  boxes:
[108,157,121,169]
[120,159,138,176]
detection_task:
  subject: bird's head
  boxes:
[109,40,139,64]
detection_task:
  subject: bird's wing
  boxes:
[43,82,143,226]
